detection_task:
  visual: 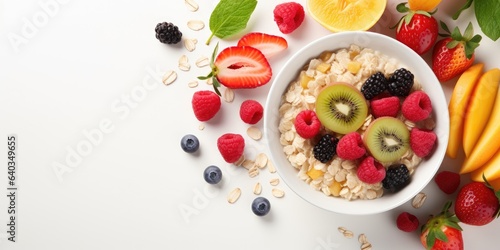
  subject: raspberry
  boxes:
[370,96,400,118]
[313,134,338,163]
[240,100,263,124]
[388,68,414,97]
[361,72,388,100]
[155,22,182,44]
[383,164,411,192]
[434,170,461,194]
[294,110,321,139]
[273,2,305,34]
[396,212,420,232]
[357,157,386,184]
[192,90,221,121]
[410,128,437,158]
[402,90,433,122]
[217,133,245,163]
[336,132,366,160]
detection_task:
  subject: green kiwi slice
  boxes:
[363,117,410,163]
[315,83,368,134]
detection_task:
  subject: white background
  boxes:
[1,0,499,249]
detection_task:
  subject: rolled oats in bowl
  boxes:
[264,32,448,214]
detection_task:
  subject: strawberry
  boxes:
[237,32,288,59]
[454,180,500,226]
[394,3,438,55]
[420,201,463,250]
[432,22,482,82]
[199,43,272,95]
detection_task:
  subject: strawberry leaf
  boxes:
[440,21,451,34]
[396,2,410,13]
[206,0,257,45]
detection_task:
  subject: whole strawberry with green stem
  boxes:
[454,177,500,226]
[432,21,481,82]
[394,2,438,55]
[420,201,463,250]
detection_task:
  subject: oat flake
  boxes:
[227,188,241,204]
[162,70,177,85]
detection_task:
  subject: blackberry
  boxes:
[361,72,388,100]
[382,164,411,193]
[313,134,339,163]
[388,68,414,97]
[155,22,182,44]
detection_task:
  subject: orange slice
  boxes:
[408,0,442,12]
[306,0,387,32]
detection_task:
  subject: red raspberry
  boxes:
[357,157,386,184]
[240,100,263,124]
[273,2,305,34]
[396,212,420,232]
[192,90,221,121]
[410,128,437,158]
[217,133,245,163]
[336,132,366,160]
[434,171,461,194]
[294,110,321,139]
[401,90,432,122]
[370,96,400,118]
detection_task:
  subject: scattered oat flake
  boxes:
[198,123,205,130]
[196,56,209,68]
[162,70,177,85]
[206,78,213,85]
[223,88,235,103]
[361,242,372,250]
[254,153,268,169]
[242,159,254,170]
[248,166,259,178]
[272,188,285,198]
[178,63,190,71]
[233,155,245,167]
[227,188,241,204]
[343,230,354,239]
[268,161,276,173]
[412,192,427,209]
[184,38,197,52]
[184,0,199,12]
[247,126,262,140]
[188,80,199,88]
[187,20,205,31]
[358,234,368,244]
[270,178,280,186]
[253,182,262,195]
[179,55,188,64]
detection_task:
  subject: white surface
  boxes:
[0,0,499,249]
[265,31,449,215]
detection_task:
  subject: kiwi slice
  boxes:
[315,82,368,134]
[363,117,410,163]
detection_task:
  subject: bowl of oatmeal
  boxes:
[263,32,449,215]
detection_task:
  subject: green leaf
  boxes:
[212,77,221,96]
[453,0,473,20]
[440,20,451,35]
[474,0,500,41]
[450,26,463,41]
[463,22,474,40]
[206,0,258,45]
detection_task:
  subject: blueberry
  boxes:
[181,134,199,153]
[251,197,271,216]
[203,165,222,184]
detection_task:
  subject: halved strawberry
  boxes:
[237,32,288,59]
[199,43,272,95]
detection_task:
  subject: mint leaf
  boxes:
[206,0,257,45]
[475,0,500,41]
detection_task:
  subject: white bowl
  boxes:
[264,31,449,215]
